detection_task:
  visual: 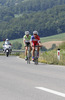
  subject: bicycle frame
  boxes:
[33,45,41,65]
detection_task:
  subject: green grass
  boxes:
[0,38,23,49]
[40,33,65,42]
[10,38,23,44]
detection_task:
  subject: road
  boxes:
[0,56,65,100]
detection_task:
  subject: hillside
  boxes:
[0,0,65,40]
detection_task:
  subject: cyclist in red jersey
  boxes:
[30,31,42,61]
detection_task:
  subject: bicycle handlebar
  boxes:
[32,45,42,47]
[25,46,31,47]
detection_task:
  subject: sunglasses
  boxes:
[34,34,37,35]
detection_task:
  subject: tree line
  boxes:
[0,0,65,41]
[1,0,65,14]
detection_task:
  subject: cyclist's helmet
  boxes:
[25,31,29,35]
[33,31,38,35]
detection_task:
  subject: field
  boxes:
[42,41,63,49]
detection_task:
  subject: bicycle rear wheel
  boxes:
[27,57,30,64]
[35,58,38,65]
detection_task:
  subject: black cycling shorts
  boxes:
[25,42,30,46]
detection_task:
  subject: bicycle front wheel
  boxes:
[34,50,38,65]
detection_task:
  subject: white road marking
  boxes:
[35,87,65,98]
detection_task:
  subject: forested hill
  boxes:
[0,0,65,41]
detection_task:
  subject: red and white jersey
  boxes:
[31,35,40,45]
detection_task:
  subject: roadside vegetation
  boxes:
[20,42,65,66]
[39,42,65,65]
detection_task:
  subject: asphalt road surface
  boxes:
[0,56,65,100]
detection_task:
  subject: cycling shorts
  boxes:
[25,42,30,46]
[32,43,39,46]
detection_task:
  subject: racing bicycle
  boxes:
[26,46,31,64]
[33,45,41,65]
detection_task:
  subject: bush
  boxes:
[41,46,47,51]
[12,41,22,49]
[48,44,56,51]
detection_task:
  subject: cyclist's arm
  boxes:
[23,37,26,46]
[38,39,43,46]
[30,36,33,46]
[30,40,32,47]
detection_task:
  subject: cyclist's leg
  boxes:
[28,42,31,52]
[29,46,31,57]
[30,45,32,52]
[25,43,28,60]
[37,47,39,57]
[32,44,35,61]
[36,44,39,57]
[27,42,31,57]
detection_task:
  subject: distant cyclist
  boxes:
[30,31,42,61]
[23,31,31,60]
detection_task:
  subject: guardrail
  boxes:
[12,50,25,53]
[0,49,25,54]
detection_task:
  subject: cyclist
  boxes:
[30,31,42,61]
[23,31,31,60]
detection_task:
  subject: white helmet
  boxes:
[33,31,38,35]
[25,31,29,35]
[6,38,9,41]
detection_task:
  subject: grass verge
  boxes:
[19,48,65,66]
